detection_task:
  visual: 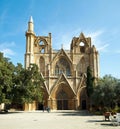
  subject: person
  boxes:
[46,106,50,113]
[43,105,45,112]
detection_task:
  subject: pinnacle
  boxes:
[29,16,33,23]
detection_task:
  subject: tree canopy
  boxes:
[86,66,94,98]
[0,52,44,107]
[0,53,15,104]
[91,75,120,111]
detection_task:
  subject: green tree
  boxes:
[29,64,44,102]
[92,75,118,110]
[12,63,44,105]
[115,80,120,107]
[12,63,26,105]
[0,52,15,104]
[86,66,94,98]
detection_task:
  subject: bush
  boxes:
[114,105,120,113]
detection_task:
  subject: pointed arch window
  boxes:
[40,48,45,53]
[79,42,85,53]
[39,40,45,45]
[39,40,45,53]
[55,58,71,76]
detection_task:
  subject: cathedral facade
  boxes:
[24,17,99,110]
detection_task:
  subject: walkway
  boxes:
[0,110,118,129]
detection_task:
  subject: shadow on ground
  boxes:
[0,111,23,115]
[101,123,116,126]
[87,119,116,127]
[55,110,92,116]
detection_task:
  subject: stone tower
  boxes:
[25,17,99,110]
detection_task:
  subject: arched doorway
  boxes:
[81,100,86,110]
[80,88,87,110]
[57,90,68,110]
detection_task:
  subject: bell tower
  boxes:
[25,16,35,68]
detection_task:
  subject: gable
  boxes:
[51,48,72,65]
[50,73,76,95]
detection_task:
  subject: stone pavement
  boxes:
[0,110,119,129]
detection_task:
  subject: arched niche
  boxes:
[39,56,45,76]
[76,57,86,76]
[80,57,86,73]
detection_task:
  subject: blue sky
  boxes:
[0,0,120,78]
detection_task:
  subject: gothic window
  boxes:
[39,57,45,76]
[55,65,59,75]
[79,42,85,53]
[55,58,71,76]
[80,42,84,46]
[39,40,45,45]
[39,40,45,53]
[40,48,45,53]
[66,67,70,76]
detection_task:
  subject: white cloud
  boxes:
[52,28,109,52]
[85,30,109,52]
[1,48,15,57]
[42,25,109,53]
[97,44,110,51]
[0,41,16,57]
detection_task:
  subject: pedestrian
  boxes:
[46,106,50,113]
[43,106,45,112]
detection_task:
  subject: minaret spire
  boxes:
[29,16,33,23]
[28,16,34,32]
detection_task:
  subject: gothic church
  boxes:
[24,17,99,110]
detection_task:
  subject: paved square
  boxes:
[0,110,118,129]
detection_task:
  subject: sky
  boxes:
[0,0,120,78]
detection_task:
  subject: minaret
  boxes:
[28,16,34,32]
[25,16,35,69]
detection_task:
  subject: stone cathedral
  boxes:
[24,17,99,110]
